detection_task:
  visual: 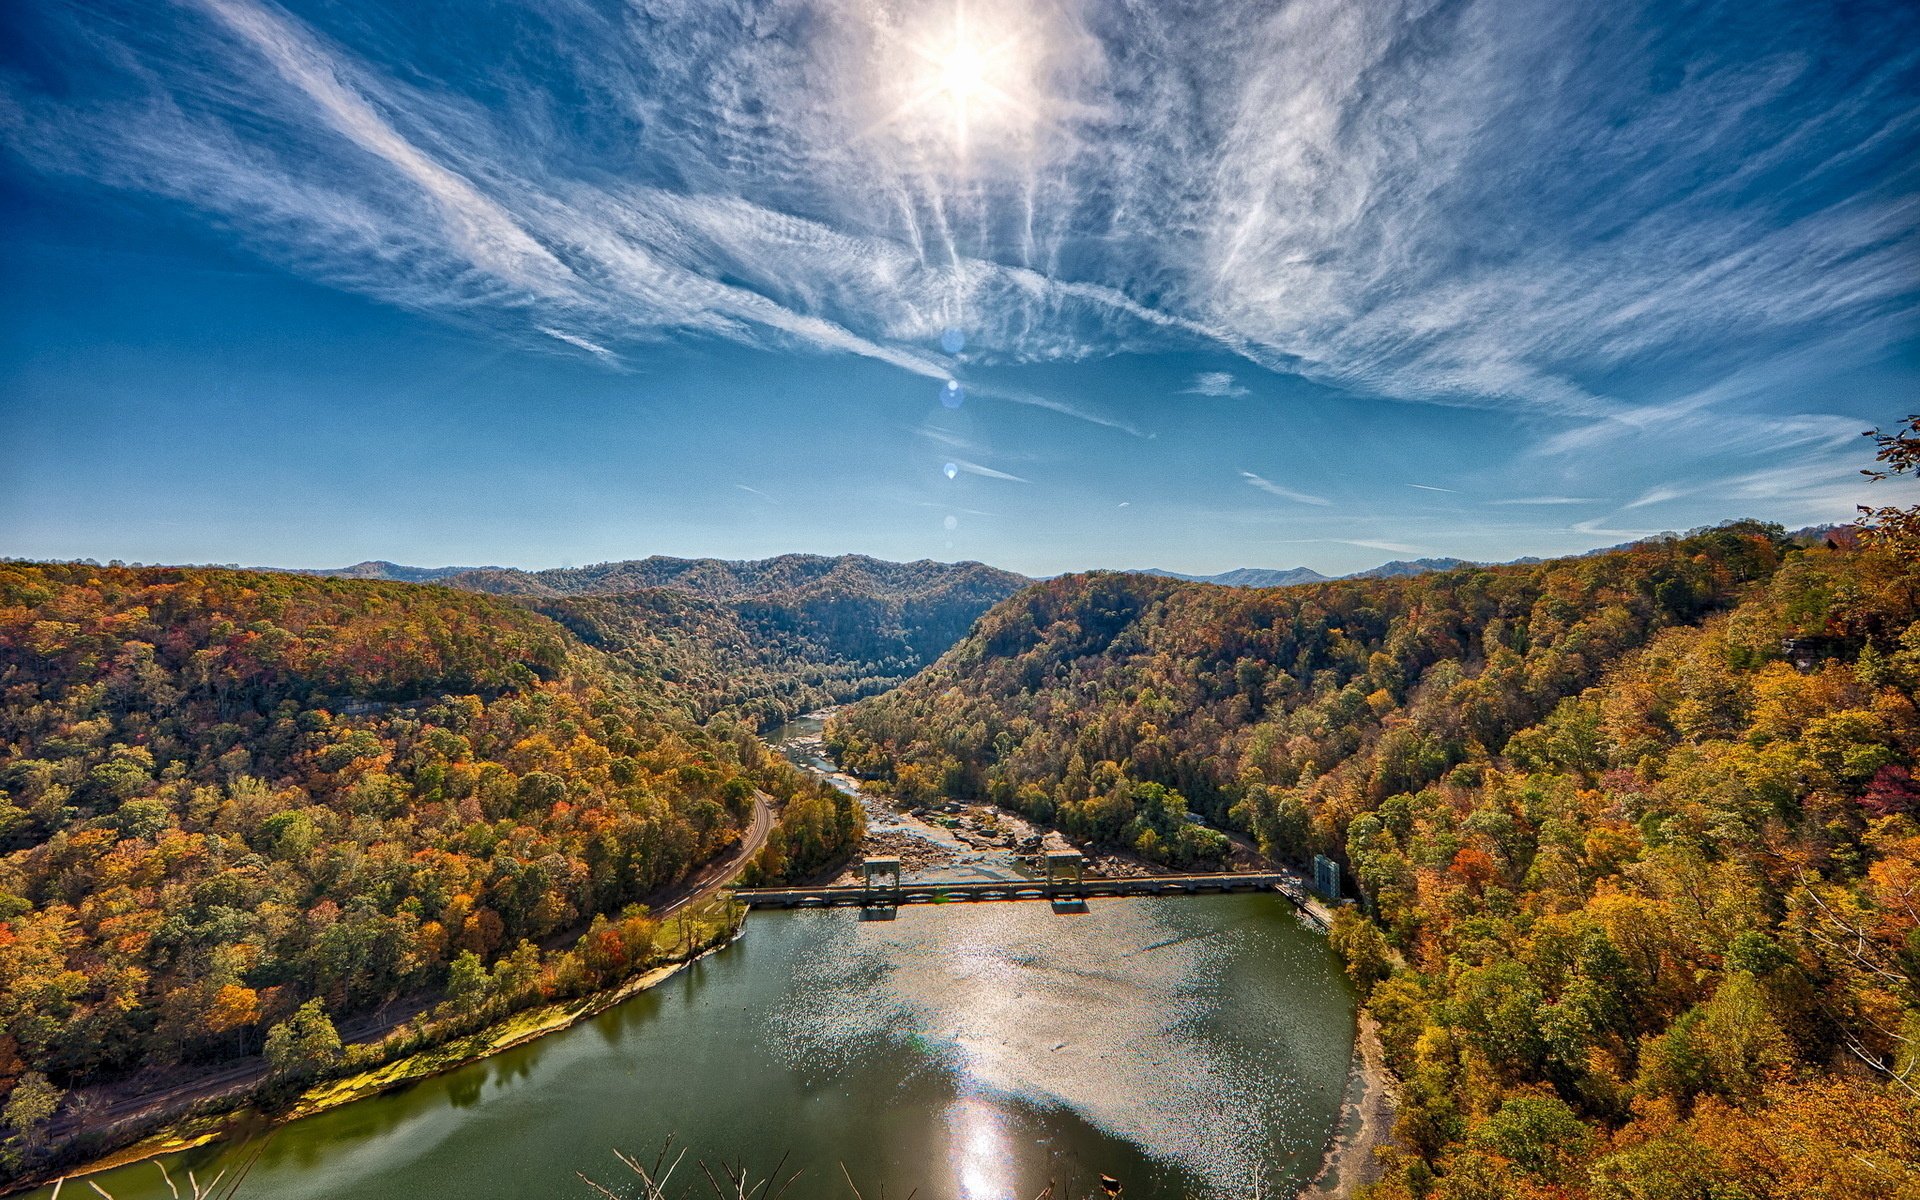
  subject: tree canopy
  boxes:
[834,522,1920,1196]
[0,563,859,1164]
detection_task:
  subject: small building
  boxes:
[1311,854,1341,900]
[1043,850,1085,887]
[861,857,901,890]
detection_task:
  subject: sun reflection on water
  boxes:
[949,1093,1015,1200]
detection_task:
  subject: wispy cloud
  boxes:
[1572,517,1663,538]
[966,382,1147,437]
[1182,371,1249,397]
[952,459,1031,483]
[1407,483,1458,493]
[540,327,616,361]
[1624,486,1686,510]
[1242,471,1331,506]
[916,428,986,455]
[1271,537,1423,554]
[1344,539,1421,554]
[735,484,775,502]
[1535,327,1894,460]
[910,501,997,517]
[194,0,572,297]
[1490,495,1597,506]
[2,0,1912,435]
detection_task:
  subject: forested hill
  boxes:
[832,523,1920,1194]
[0,564,859,1150]
[315,552,1025,603]
[301,555,1029,728]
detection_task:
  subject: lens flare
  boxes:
[941,327,966,354]
[942,380,966,409]
[944,462,959,479]
[883,4,1037,154]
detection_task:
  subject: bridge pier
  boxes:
[1044,851,1085,897]
[861,857,901,909]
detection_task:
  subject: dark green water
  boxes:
[50,896,1353,1200]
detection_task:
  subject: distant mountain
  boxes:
[1134,566,1333,587]
[300,554,1031,726]
[1349,556,1476,579]
[1133,560,1475,587]
[427,553,1023,603]
[1133,522,1852,591]
[301,560,505,583]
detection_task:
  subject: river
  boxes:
[43,717,1356,1200]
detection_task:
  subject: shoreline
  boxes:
[791,712,1395,1200]
[31,935,740,1193]
[39,715,1400,1197]
[1300,1010,1399,1200]
[15,794,775,1197]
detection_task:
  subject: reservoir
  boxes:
[47,895,1354,1199]
[47,714,1356,1199]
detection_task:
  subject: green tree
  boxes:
[1470,1094,1593,1179]
[1330,907,1392,995]
[445,950,492,1013]
[112,796,171,840]
[1696,971,1791,1101]
[3,1072,62,1149]
[263,999,343,1079]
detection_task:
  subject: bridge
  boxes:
[730,853,1310,910]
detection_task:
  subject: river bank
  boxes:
[26,916,743,1195]
[779,709,1398,1200]
[37,714,1395,1200]
[1301,1013,1399,1199]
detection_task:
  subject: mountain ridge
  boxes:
[263,522,1850,599]
[300,553,1028,600]
[299,554,1031,727]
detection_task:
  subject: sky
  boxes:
[1,0,1917,578]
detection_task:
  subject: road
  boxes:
[41,793,774,1149]
[647,790,773,921]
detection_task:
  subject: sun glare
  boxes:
[893,5,1032,154]
[937,40,988,102]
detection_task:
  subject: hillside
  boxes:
[1134,558,1479,588]
[1135,566,1335,587]
[832,524,1920,1195]
[0,564,860,1175]
[311,552,1025,602]
[300,555,1029,727]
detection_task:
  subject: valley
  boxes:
[3,522,1918,1198]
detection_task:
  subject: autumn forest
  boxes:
[835,507,1920,1191]
[5,444,1920,1195]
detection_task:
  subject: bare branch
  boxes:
[577,1171,624,1200]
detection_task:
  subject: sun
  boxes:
[935,39,989,105]
[893,6,1030,153]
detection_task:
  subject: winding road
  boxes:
[648,791,773,921]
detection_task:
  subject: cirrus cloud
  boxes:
[0,0,1912,442]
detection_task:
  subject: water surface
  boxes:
[55,896,1353,1199]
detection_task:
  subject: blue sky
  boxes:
[2,0,1916,577]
